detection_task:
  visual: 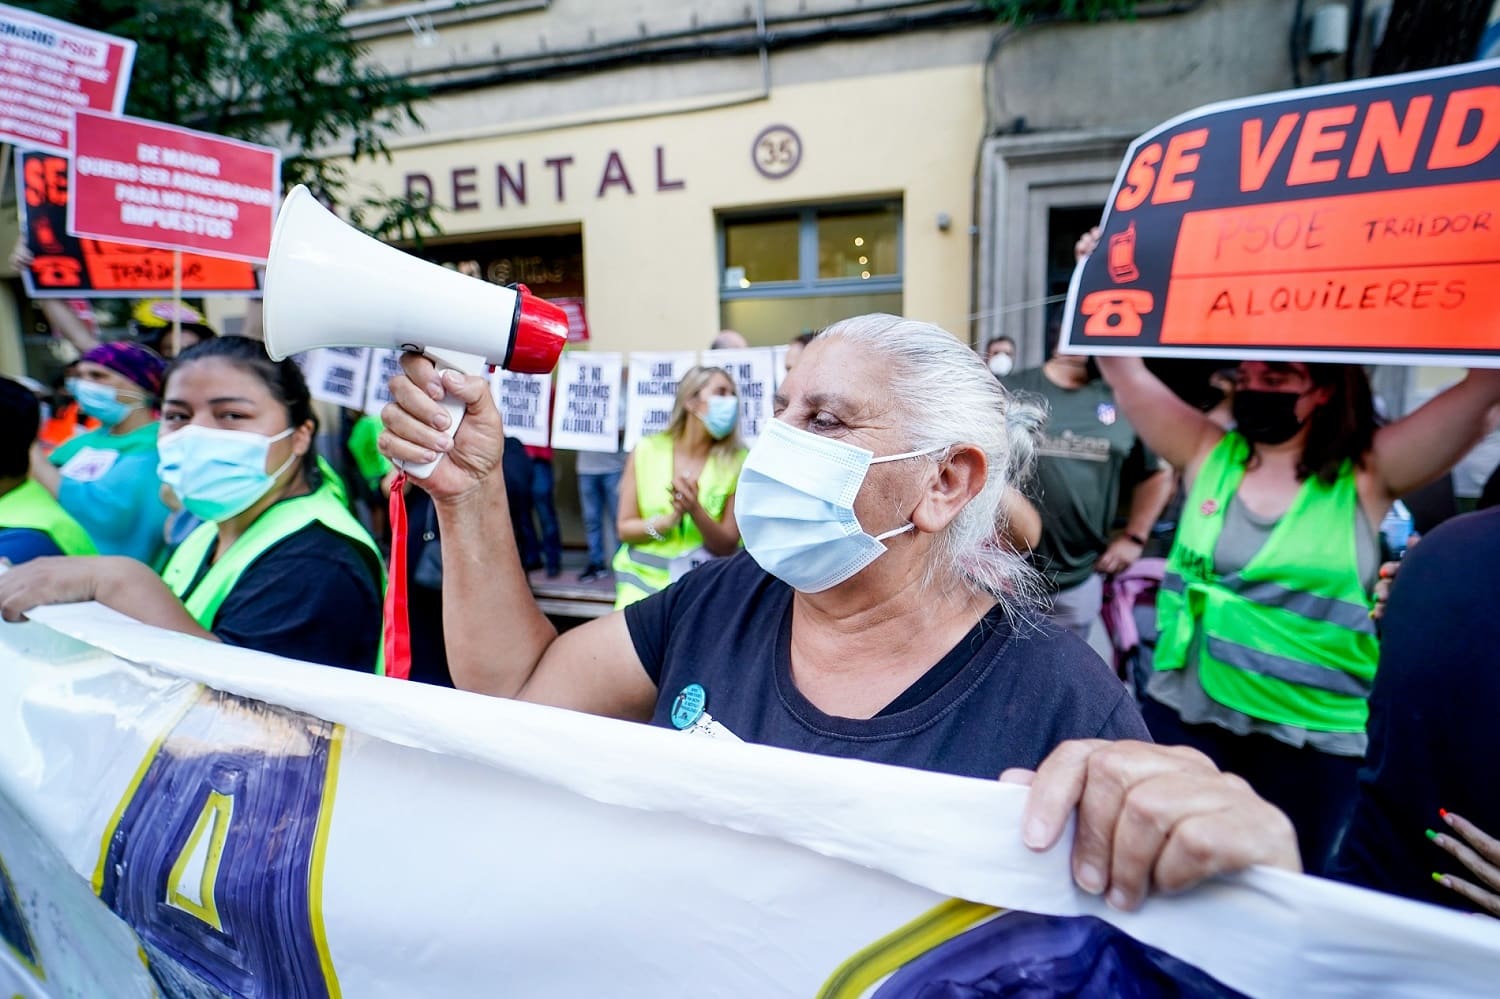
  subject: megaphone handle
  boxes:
[395,347,488,480]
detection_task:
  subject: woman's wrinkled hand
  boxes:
[1002,739,1301,911]
[379,353,505,503]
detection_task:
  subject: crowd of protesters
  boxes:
[5,249,1500,921]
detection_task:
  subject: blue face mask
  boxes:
[68,378,138,427]
[735,420,942,593]
[157,425,297,522]
[700,395,739,440]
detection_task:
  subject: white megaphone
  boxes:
[263,184,569,478]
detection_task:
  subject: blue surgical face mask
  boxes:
[735,419,943,592]
[157,425,297,522]
[68,378,138,427]
[700,395,739,440]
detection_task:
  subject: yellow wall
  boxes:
[347,64,982,352]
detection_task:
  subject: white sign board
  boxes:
[490,370,552,448]
[624,350,697,451]
[551,352,623,453]
[298,348,371,409]
[362,348,405,416]
[705,348,775,445]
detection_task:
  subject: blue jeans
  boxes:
[578,470,622,568]
[523,458,562,571]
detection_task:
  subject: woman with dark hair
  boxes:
[1097,340,1500,875]
[0,337,383,672]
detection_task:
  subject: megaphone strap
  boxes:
[383,472,413,680]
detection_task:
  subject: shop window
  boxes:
[719,202,902,345]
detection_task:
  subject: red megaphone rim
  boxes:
[504,284,570,373]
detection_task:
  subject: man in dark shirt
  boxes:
[1004,349,1172,656]
[1330,507,1500,912]
[0,377,82,564]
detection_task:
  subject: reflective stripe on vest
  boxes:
[1156,432,1378,733]
[611,433,746,609]
[0,479,98,557]
[162,483,383,642]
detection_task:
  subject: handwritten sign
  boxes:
[16,149,260,297]
[551,352,623,453]
[624,351,697,451]
[0,3,134,156]
[69,110,280,262]
[1061,60,1500,367]
[491,370,552,448]
[705,348,775,445]
[362,349,405,417]
[298,348,371,409]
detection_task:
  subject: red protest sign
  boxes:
[1061,61,1500,368]
[68,110,280,263]
[0,3,134,156]
[17,149,260,298]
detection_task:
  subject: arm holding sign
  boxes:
[8,241,102,354]
[380,356,656,719]
[1368,371,1500,502]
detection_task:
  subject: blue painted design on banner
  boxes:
[0,851,41,978]
[98,689,337,999]
[670,683,707,729]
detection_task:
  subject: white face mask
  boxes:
[735,420,943,593]
[988,353,1014,378]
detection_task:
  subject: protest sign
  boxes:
[69,110,280,262]
[16,149,261,297]
[298,348,371,410]
[1061,60,1500,367]
[772,343,791,389]
[4,600,1500,998]
[706,347,775,444]
[624,350,698,451]
[0,3,134,156]
[362,348,405,416]
[491,370,553,448]
[552,296,591,343]
[551,351,623,452]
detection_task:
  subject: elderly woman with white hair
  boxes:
[380,314,1300,910]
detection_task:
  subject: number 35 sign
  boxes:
[752,124,802,180]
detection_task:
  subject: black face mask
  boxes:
[1232,389,1305,445]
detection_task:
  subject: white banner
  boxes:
[362,348,405,417]
[707,348,775,445]
[772,343,792,391]
[551,352,623,453]
[3,604,1500,997]
[490,370,553,448]
[297,348,371,410]
[624,350,697,452]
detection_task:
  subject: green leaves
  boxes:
[31,0,437,239]
[981,0,1137,23]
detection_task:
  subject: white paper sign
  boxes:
[624,351,697,451]
[551,352,622,453]
[772,344,791,390]
[298,348,370,409]
[490,370,552,448]
[706,348,775,445]
[362,348,405,416]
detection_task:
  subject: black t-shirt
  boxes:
[1330,508,1500,911]
[179,522,383,672]
[623,552,1148,779]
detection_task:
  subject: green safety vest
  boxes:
[1156,433,1379,733]
[611,433,746,608]
[0,479,97,557]
[161,482,385,672]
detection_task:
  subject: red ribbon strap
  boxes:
[382,472,412,680]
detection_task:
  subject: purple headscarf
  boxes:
[81,342,166,397]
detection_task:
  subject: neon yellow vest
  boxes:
[611,433,746,608]
[0,479,97,556]
[1156,433,1378,733]
[161,483,384,671]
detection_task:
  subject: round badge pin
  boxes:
[670,683,707,729]
[1200,499,1219,516]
